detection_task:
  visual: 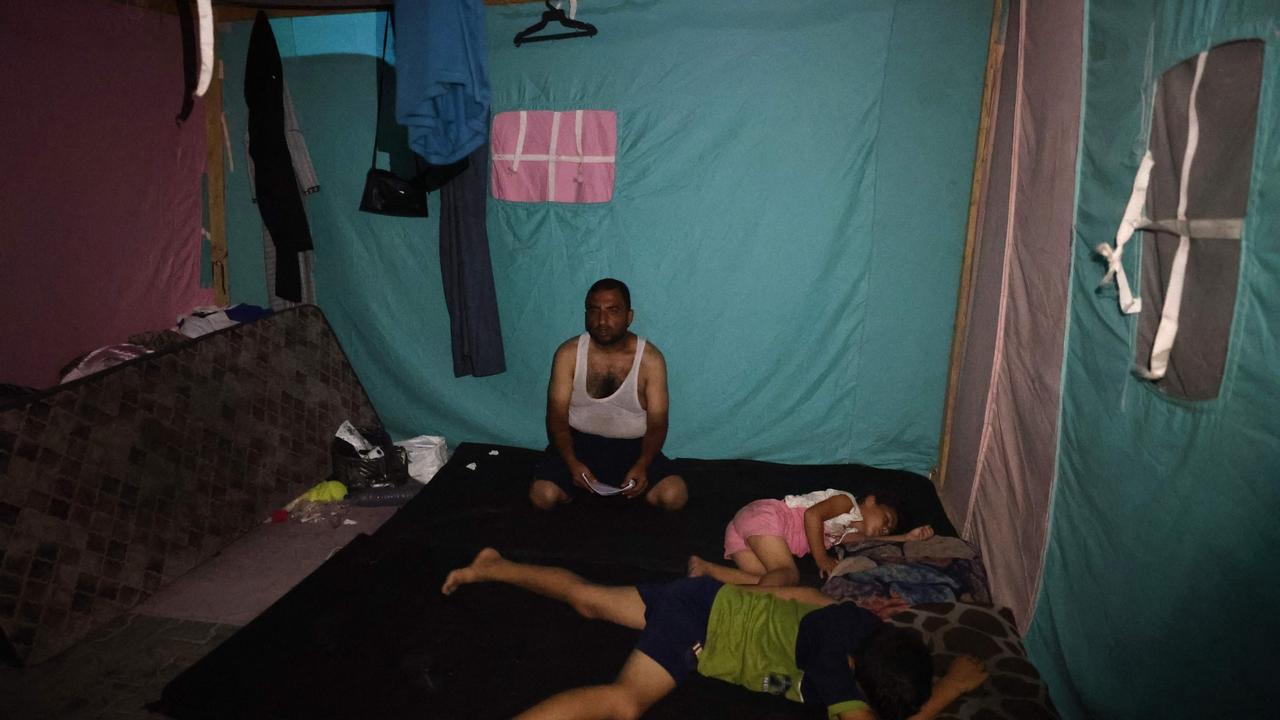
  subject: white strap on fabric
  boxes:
[492,152,615,163]
[574,110,585,182]
[1139,218,1242,238]
[1097,150,1153,315]
[511,110,528,172]
[194,0,214,97]
[547,111,562,201]
[492,110,617,195]
[1139,50,1208,380]
[554,0,579,20]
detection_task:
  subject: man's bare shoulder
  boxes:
[640,340,666,364]
[640,342,667,379]
[550,337,579,375]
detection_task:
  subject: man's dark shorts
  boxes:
[634,576,722,684]
[534,428,681,494]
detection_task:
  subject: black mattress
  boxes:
[156,443,956,719]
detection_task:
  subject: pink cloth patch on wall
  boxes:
[491,110,617,203]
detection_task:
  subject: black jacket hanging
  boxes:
[244,11,312,302]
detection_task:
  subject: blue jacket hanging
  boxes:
[393,0,491,165]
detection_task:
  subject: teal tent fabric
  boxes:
[221,0,989,473]
[1027,2,1280,718]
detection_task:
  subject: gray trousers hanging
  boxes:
[438,141,505,377]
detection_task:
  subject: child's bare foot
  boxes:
[687,555,711,578]
[442,547,504,595]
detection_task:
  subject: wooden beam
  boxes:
[204,59,231,305]
[109,1,388,21]
[935,0,1006,493]
[213,4,386,22]
[112,0,543,21]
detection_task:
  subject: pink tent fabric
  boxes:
[490,110,617,203]
[0,0,212,388]
[941,0,1083,630]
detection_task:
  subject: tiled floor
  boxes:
[0,504,398,719]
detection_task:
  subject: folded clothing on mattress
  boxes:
[823,537,992,618]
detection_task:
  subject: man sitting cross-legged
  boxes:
[441,548,987,720]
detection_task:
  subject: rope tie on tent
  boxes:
[1138,50,1208,381]
[1096,149,1152,315]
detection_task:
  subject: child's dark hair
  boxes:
[854,624,933,720]
[869,491,906,533]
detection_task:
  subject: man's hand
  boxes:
[622,462,649,498]
[939,655,987,694]
[906,655,987,720]
[569,461,595,491]
[815,551,839,579]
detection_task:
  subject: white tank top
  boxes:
[568,332,648,439]
[784,490,863,546]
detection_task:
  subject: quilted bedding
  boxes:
[822,536,991,618]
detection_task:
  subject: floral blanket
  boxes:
[821,536,991,619]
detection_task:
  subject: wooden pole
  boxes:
[204,54,230,305]
[935,0,1006,491]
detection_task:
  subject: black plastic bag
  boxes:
[331,426,410,490]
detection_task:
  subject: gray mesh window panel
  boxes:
[1136,40,1263,400]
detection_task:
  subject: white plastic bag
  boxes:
[394,435,450,484]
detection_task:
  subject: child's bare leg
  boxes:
[442,548,646,629]
[687,554,763,585]
[730,546,768,576]
[516,650,677,720]
[745,536,801,586]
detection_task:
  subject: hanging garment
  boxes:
[439,140,506,377]
[245,80,321,309]
[393,0,491,165]
[280,82,320,196]
[244,11,313,302]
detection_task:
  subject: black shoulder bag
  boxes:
[358,18,429,217]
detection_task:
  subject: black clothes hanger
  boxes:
[513,1,598,47]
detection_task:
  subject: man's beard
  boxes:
[589,326,625,346]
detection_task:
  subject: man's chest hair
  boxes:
[585,352,640,399]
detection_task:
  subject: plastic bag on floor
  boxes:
[331,423,409,489]
[395,435,450,484]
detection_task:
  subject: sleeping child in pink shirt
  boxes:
[688,490,934,586]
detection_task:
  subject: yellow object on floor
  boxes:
[302,480,348,503]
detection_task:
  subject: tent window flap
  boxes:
[1115,39,1263,401]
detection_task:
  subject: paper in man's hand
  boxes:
[582,473,636,496]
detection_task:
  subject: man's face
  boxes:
[585,289,632,346]
[858,497,899,538]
